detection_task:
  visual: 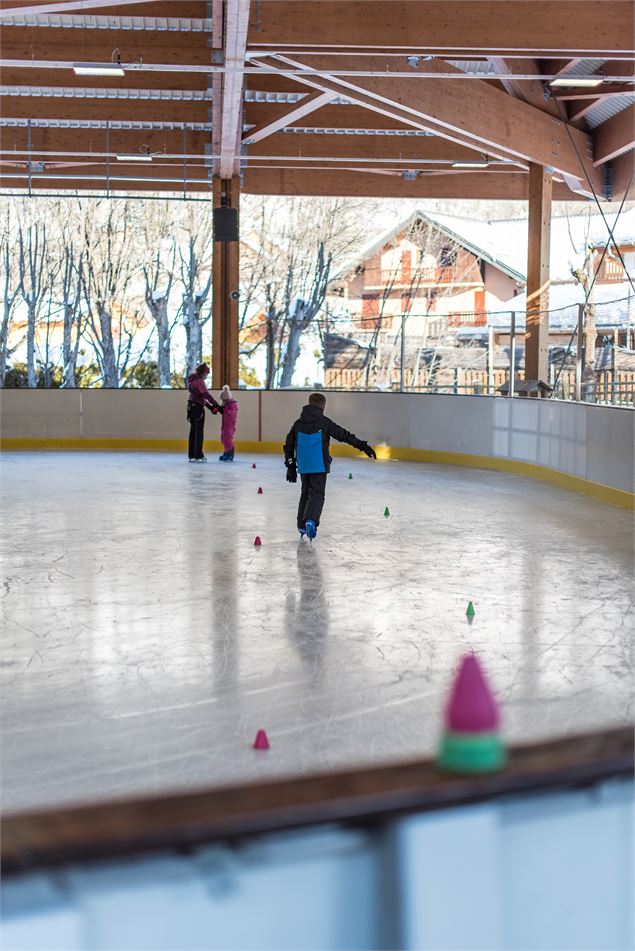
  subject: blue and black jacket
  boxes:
[284,404,367,474]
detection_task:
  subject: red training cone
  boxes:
[254,535,262,547]
[253,729,270,750]
[252,463,257,469]
[258,486,263,494]
[445,654,499,733]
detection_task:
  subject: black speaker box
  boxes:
[213,206,239,242]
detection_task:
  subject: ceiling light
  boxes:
[550,77,603,88]
[116,154,153,162]
[452,159,489,169]
[73,63,125,77]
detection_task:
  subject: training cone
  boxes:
[258,486,263,494]
[252,463,257,469]
[253,729,270,750]
[254,536,262,547]
[384,506,390,517]
[437,654,505,774]
[348,473,353,480]
[466,601,476,619]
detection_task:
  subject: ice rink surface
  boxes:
[1,451,633,813]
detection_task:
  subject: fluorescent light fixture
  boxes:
[73,62,125,77]
[550,77,603,87]
[452,159,489,169]
[116,154,153,162]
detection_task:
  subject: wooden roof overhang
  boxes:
[0,0,633,201]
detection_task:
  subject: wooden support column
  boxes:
[212,176,240,390]
[525,163,552,383]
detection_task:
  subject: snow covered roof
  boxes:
[487,282,635,330]
[425,207,635,283]
[333,208,526,285]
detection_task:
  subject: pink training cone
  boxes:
[252,463,257,469]
[253,729,270,750]
[254,535,262,547]
[445,654,499,733]
[258,487,263,494]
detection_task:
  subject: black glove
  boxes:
[359,441,377,460]
[286,461,298,483]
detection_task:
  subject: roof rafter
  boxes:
[0,0,160,15]
[247,2,635,58]
[594,105,635,165]
[219,0,250,178]
[242,90,334,145]
[251,53,602,196]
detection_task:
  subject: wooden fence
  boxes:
[324,368,635,403]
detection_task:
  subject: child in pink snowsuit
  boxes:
[216,385,239,462]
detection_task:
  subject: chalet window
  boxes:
[439,245,458,267]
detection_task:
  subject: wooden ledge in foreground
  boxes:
[2,727,632,876]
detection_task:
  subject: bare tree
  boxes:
[142,203,177,387]
[566,208,597,399]
[240,196,369,387]
[0,217,23,387]
[178,205,213,377]
[59,235,84,388]
[18,221,50,387]
[81,200,140,387]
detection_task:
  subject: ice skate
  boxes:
[218,452,228,461]
[225,449,235,462]
[298,526,307,539]
[305,519,317,541]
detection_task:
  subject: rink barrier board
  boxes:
[2,726,631,875]
[1,436,633,510]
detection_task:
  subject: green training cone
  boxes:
[384,506,390,517]
[466,601,475,618]
[348,473,353,480]
[438,731,506,773]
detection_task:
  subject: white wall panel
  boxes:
[1,390,633,495]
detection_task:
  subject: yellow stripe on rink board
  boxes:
[1,437,633,510]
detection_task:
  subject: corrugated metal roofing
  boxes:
[586,94,635,129]
[0,14,212,31]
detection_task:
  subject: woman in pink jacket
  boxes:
[186,363,220,462]
[215,385,239,462]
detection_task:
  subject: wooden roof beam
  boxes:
[252,54,601,196]
[611,149,635,200]
[219,0,250,178]
[0,0,160,14]
[594,104,635,165]
[246,2,635,58]
[0,127,212,155]
[242,90,334,145]
[486,57,558,115]
[245,131,497,165]
[244,102,431,133]
[1,96,210,122]
[241,167,585,200]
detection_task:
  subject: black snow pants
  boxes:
[297,472,328,529]
[187,401,206,459]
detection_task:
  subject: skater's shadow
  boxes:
[285,542,328,682]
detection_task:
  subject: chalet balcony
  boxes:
[362,265,480,288]
[593,257,630,283]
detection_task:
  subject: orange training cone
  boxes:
[253,729,270,750]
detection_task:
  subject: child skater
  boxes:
[284,392,376,540]
[216,385,239,462]
[186,363,220,462]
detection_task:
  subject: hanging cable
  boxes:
[548,99,635,394]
